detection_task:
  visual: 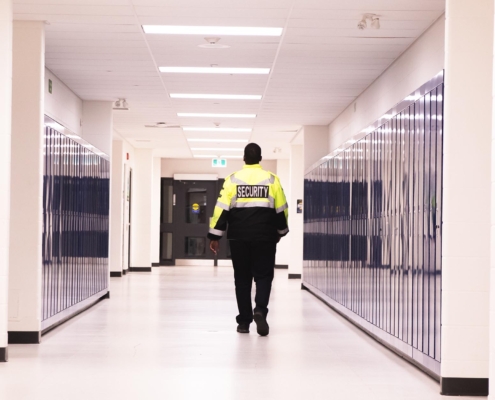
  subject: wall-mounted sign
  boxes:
[297,199,303,213]
[212,158,227,168]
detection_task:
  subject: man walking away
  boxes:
[207,143,289,336]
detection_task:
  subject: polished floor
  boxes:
[0,267,482,400]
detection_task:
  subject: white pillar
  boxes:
[288,144,304,278]
[276,159,291,267]
[151,157,161,265]
[82,101,113,277]
[303,125,329,171]
[442,0,494,395]
[8,21,45,342]
[131,149,153,269]
[490,1,495,397]
[110,139,124,276]
[0,0,13,361]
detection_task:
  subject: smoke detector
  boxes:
[358,14,380,30]
[113,98,129,110]
[198,37,230,49]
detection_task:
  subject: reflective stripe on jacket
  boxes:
[208,164,289,241]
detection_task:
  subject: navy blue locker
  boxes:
[302,77,444,364]
[42,126,110,322]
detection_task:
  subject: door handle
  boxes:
[173,194,176,206]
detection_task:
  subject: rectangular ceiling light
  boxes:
[191,148,244,151]
[188,139,248,143]
[171,94,262,100]
[178,113,256,119]
[183,127,252,132]
[160,67,269,75]
[193,155,217,158]
[143,25,283,36]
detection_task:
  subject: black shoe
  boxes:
[253,311,269,336]
[237,323,250,334]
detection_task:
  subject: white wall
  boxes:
[122,139,135,271]
[82,101,113,156]
[131,149,153,268]
[161,158,277,179]
[276,159,291,266]
[304,126,329,171]
[110,138,137,273]
[8,21,45,334]
[151,157,161,264]
[44,70,112,158]
[328,16,445,153]
[0,0,13,355]
[44,68,82,136]
[110,140,124,274]
[288,144,304,276]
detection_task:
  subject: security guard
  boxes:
[208,143,289,336]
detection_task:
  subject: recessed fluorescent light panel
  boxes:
[183,127,252,132]
[188,139,248,143]
[178,113,256,119]
[191,148,244,151]
[160,67,270,75]
[171,94,262,100]
[143,25,283,36]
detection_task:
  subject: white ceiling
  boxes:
[14,0,445,159]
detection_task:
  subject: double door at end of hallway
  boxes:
[160,179,230,264]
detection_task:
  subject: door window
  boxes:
[185,237,206,256]
[186,188,207,224]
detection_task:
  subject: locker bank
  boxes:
[0,0,493,399]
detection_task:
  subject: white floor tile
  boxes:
[0,266,483,399]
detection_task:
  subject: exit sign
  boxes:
[212,158,227,168]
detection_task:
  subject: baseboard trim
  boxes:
[110,271,122,277]
[0,347,8,362]
[288,273,302,279]
[8,331,41,344]
[441,378,489,396]
[152,263,161,267]
[275,264,288,269]
[123,269,128,275]
[129,267,152,272]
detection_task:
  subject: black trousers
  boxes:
[229,240,277,324]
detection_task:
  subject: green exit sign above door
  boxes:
[212,158,227,168]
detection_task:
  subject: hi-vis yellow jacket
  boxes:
[208,164,289,242]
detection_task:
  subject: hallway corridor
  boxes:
[0,267,479,400]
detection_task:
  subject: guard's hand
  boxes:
[210,240,219,255]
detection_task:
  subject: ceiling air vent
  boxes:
[144,122,181,129]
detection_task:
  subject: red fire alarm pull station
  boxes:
[126,153,129,160]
